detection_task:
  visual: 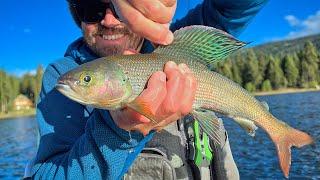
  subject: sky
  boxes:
[0,0,319,76]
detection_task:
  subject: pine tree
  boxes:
[283,54,299,87]
[257,53,269,80]
[243,49,262,89]
[0,70,5,113]
[34,65,44,103]
[298,41,318,88]
[0,70,10,113]
[244,82,256,92]
[261,79,272,91]
[231,60,242,85]
[20,73,35,101]
[266,56,286,89]
[220,59,233,80]
[292,52,300,68]
[8,76,20,110]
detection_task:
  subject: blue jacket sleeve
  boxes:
[32,57,154,179]
[170,0,268,36]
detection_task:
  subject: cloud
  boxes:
[23,28,31,33]
[284,15,300,26]
[284,10,320,39]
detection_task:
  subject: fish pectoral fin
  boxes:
[126,98,157,124]
[260,101,270,111]
[233,117,258,137]
[192,108,225,146]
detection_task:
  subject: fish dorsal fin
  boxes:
[233,117,258,137]
[154,25,246,67]
[260,101,269,111]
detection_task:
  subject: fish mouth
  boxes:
[55,83,90,105]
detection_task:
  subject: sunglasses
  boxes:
[71,0,120,24]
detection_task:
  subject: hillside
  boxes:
[249,33,320,57]
[214,33,320,92]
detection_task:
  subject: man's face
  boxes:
[81,1,143,57]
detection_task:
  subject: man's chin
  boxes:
[94,46,125,57]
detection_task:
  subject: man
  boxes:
[28,0,267,179]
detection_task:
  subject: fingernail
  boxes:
[164,32,174,45]
[166,61,176,68]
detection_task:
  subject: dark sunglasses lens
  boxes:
[83,6,106,23]
[75,1,107,23]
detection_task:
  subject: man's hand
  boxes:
[111,0,176,45]
[110,61,197,135]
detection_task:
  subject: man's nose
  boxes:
[101,9,121,27]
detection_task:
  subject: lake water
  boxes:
[0,91,319,179]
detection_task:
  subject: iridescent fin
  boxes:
[154,25,246,67]
[192,108,225,146]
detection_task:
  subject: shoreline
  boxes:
[0,109,36,120]
[254,88,320,96]
[0,88,319,120]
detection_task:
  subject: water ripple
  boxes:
[0,92,319,178]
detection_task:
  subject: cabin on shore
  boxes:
[12,94,33,111]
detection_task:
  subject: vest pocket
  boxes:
[124,148,177,180]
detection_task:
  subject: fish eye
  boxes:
[83,75,91,83]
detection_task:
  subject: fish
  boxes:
[56,25,313,178]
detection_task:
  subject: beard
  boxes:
[83,24,143,57]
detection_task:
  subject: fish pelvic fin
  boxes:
[260,101,269,111]
[233,117,258,137]
[269,123,314,178]
[192,108,225,146]
[154,25,246,67]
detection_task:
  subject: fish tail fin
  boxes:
[154,25,246,67]
[269,125,313,178]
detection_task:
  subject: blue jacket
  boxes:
[32,0,267,179]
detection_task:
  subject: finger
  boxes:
[153,113,181,131]
[138,71,167,113]
[112,0,174,45]
[128,0,176,23]
[123,49,139,55]
[180,72,197,116]
[161,61,184,115]
[151,24,170,48]
[177,63,196,115]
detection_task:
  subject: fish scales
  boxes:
[111,53,270,123]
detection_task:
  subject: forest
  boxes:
[0,65,43,113]
[213,40,319,92]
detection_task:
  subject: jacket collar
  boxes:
[64,37,99,65]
